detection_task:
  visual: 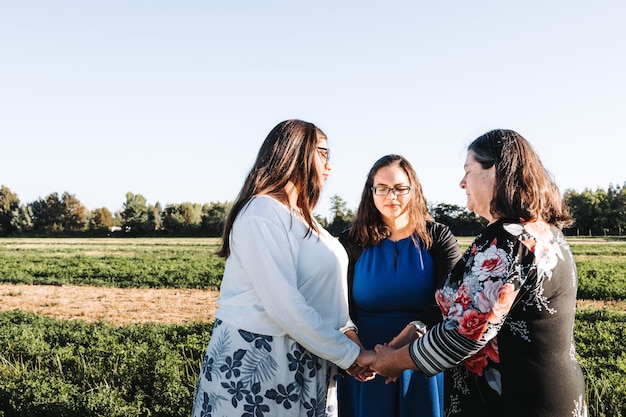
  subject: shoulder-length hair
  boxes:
[468,129,572,228]
[218,119,326,257]
[347,154,434,248]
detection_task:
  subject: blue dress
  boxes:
[338,237,444,417]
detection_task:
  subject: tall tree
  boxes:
[147,202,163,232]
[0,185,20,236]
[326,194,355,236]
[10,205,33,235]
[201,201,232,237]
[28,192,88,234]
[61,192,88,232]
[429,202,483,236]
[121,192,149,235]
[565,189,602,235]
[30,193,63,233]
[89,207,114,231]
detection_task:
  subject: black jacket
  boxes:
[339,221,462,328]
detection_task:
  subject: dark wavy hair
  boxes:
[347,154,434,248]
[468,129,572,228]
[218,119,326,257]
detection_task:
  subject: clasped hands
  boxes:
[345,324,419,383]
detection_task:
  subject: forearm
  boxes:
[344,329,364,349]
[387,322,422,348]
[408,323,485,376]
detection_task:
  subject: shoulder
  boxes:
[236,195,293,227]
[338,228,355,251]
[426,220,448,235]
[338,228,351,244]
[426,221,456,243]
[243,195,288,215]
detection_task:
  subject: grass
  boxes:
[0,237,623,416]
[0,238,224,289]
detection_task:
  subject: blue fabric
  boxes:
[338,237,444,417]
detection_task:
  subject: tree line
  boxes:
[0,182,624,238]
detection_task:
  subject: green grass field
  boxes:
[0,237,624,416]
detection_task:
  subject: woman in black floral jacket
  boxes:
[370,129,588,417]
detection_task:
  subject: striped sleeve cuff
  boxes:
[409,323,485,376]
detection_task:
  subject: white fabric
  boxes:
[216,195,360,370]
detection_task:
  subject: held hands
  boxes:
[345,349,376,382]
[344,323,422,383]
[371,344,403,384]
[345,345,413,384]
[371,323,424,384]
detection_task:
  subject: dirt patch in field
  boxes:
[0,284,219,326]
[576,299,626,312]
[0,284,624,326]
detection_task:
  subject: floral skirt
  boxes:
[192,319,339,417]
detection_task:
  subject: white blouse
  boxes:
[215,195,360,370]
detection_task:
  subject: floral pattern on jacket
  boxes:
[435,219,564,377]
[418,218,587,416]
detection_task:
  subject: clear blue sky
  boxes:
[1,1,624,219]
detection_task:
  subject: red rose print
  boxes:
[483,339,500,364]
[455,283,472,309]
[458,310,488,340]
[464,351,488,375]
[436,290,451,316]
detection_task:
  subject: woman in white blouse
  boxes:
[192,119,374,417]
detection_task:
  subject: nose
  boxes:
[460,177,466,189]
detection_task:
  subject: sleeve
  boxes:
[427,221,462,289]
[419,222,463,327]
[233,213,360,370]
[409,231,527,376]
[338,228,362,320]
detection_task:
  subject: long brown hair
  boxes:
[468,129,572,228]
[348,154,434,248]
[218,119,326,258]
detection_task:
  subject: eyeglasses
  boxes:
[316,147,330,164]
[371,185,411,196]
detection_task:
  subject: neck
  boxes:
[386,216,412,241]
[485,213,500,225]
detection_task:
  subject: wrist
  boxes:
[408,320,427,336]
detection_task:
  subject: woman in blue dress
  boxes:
[338,154,461,417]
[370,130,588,417]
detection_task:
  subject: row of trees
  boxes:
[0,182,624,238]
[0,187,232,237]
